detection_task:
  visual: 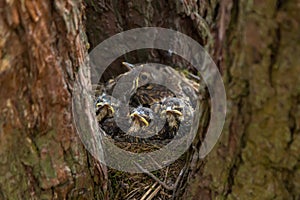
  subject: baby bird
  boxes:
[129,106,154,133]
[160,97,184,139]
[95,93,115,122]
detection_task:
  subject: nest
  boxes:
[94,63,202,199]
[107,145,187,200]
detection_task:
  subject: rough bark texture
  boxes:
[85,0,220,82]
[85,0,300,199]
[1,0,299,199]
[183,0,300,199]
[0,1,107,199]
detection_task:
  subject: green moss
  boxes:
[20,137,39,166]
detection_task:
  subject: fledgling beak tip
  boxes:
[122,62,134,69]
[108,105,114,113]
[96,103,103,107]
[130,113,149,127]
[97,103,114,114]
[166,109,183,116]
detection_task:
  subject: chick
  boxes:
[95,93,115,122]
[160,97,184,139]
[129,106,154,132]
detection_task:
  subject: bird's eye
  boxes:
[141,74,148,80]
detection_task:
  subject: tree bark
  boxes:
[0,1,108,199]
[2,0,299,199]
[182,0,300,199]
[86,0,300,199]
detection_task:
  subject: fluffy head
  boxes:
[95,93,115,122]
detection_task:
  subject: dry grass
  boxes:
[107,139,187,200]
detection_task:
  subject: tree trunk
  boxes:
[182,0,300,199]
[0,1,108,199]
[1,0,299,199]
[86,0,300,199]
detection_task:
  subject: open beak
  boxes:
[130,112,149,127]
[122,62,134,69]
[96,103,115,114]
[164,107,183,116]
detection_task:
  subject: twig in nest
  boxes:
[171,167,186,200]
[188,72,201,81]
[134,162,174,191]
[124,187,140,200]
[164,167,169,181]
[140,182,158,200]
[146,185,162,200]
